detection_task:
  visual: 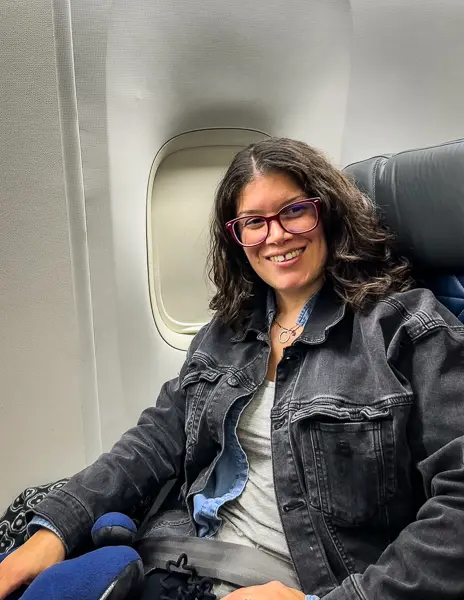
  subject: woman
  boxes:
[1,138,464,600]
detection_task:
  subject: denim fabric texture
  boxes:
[31,284,464,600]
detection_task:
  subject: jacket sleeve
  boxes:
[323,321,464,600]
[31,324,211,556]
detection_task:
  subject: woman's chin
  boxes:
[263,271,324,296]
[268,277,315,294]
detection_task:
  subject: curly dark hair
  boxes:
[208,137,413,326]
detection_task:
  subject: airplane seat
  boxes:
[343,138,464,323]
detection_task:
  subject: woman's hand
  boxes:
[0,529,65,600]
[223,581,306,600]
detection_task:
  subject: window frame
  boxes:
[146,127,270,350]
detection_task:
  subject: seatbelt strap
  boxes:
[134,536,301,589]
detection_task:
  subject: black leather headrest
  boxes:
[343,139,464,272]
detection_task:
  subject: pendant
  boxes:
[278,329,296,344]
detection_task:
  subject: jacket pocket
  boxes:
[292,401,394,526]
[181,369,223,446]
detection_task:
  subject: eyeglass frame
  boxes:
[225,197,321,247]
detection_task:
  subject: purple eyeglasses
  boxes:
[225,198,321,247]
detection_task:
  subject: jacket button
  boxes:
[336,440,352,457]
[228,376,239,387]
[283,500,306,512]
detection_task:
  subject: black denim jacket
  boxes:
[34,285,464,600]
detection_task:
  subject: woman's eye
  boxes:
[285,204,305,217]
[245,217,265,228]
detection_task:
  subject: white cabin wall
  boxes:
[341,0,464,165]
[0,0,88,506]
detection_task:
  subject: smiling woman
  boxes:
[208,138,413,382]
[209,138,412,327]
[3,138,464,600]
[235,176,327,311]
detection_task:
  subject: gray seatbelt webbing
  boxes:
[135,536,301,589]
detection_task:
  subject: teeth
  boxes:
[269,249,303,263]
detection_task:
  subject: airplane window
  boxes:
[147,129,269,350]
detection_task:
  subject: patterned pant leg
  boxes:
[0,478,69,554]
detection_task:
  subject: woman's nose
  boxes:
[266,218,291,244]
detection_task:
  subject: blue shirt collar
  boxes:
[231,282,346,344]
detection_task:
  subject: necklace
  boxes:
[274,320,302,344]
[273,290,320,344]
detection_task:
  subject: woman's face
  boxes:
[236,172,328,300]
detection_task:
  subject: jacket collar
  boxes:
[231,282,346,345]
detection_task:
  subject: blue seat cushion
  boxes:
[2,546,142,600]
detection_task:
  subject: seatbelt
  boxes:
[134,536,301,589]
